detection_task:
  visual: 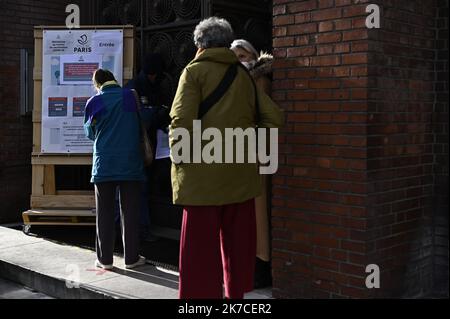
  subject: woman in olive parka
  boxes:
[169,17,283,299]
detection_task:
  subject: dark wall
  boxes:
[367,0,448,298]
[272,0,448,298]
[0,0,83,223]
[367,0,437,298]
[272,0,373,298]
[432,0,449,297]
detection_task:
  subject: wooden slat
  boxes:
[32,155,92,165]
[44,165,56,195]
[22,209,96,226]
[123,27,135,81]
[34,29,43,153]
[34,28,43,38]
[33,68,42,81]
[32,54,42,124]
[24,222,95,226]
[22,211,31,224]
[35,25,134,30]
[24,209,96,216]
[32,123,41,154]
[123,27,134,38]
[31,195,95,209]
[32,79,42,122]
[34,31,42,114]
[31,165,44,196]
[57,190,94,196]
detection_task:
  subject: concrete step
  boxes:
[0,277,54,299]
[0,227,272,299]
[0,226,179,299]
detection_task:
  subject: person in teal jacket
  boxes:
[84,69,147,270]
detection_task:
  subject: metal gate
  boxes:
[82,0,273,237]
[92,0,271,95]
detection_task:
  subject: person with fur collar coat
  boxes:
[231,39,274,289]
[231,39,273,96]
[250,51,274,97]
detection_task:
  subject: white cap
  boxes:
[230,39,259,59]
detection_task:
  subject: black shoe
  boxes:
[254,257,272,289]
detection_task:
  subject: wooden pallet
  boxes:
[22,209,96,226]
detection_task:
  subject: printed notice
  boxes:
[41,29,123,153]
[73,97,89,117]
[62,123,93,149]
[48,97,68,117]
[155,129,171,159]
[60,54,102,85]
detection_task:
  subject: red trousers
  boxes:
[178,199,256,299]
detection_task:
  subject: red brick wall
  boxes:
[367,0,438,298]
[0,0,446,298]
[432,0,449,297]
[0,0,82,223]
[272,0,448,298]
[272,0,372,298]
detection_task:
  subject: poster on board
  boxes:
[41,29,123,153]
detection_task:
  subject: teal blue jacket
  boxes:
[84,83,146,183]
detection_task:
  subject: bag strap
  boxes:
[130,89,154,164]
[197,62,261,125]
[197,63,238,119]
[131,89,149,142]
[130,89,144,122]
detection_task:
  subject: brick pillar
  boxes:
[432,0,449,297]
[271,0,448,298]
[367,0,438,298]
[272,0,371,298]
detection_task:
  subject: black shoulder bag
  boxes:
[197,63,261,124]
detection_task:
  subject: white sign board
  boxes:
[41,29,123,153]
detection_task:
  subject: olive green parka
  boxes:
[169,48,283,206]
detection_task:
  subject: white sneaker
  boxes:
[95,259,113,270]
[125,256,146,269]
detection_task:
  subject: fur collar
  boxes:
[250,52,273,79]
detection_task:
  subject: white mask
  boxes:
[241,60,256,70]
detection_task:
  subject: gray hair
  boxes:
[193,17,234,49]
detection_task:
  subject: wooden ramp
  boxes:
[22,209,96,226]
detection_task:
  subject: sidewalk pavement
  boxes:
[0,226,272,299]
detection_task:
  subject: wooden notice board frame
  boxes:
[23,25,135,228]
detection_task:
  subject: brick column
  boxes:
[271,0,448,298]
[272,0,371,298]
[431,0,448,297]
[367,0,438,298]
